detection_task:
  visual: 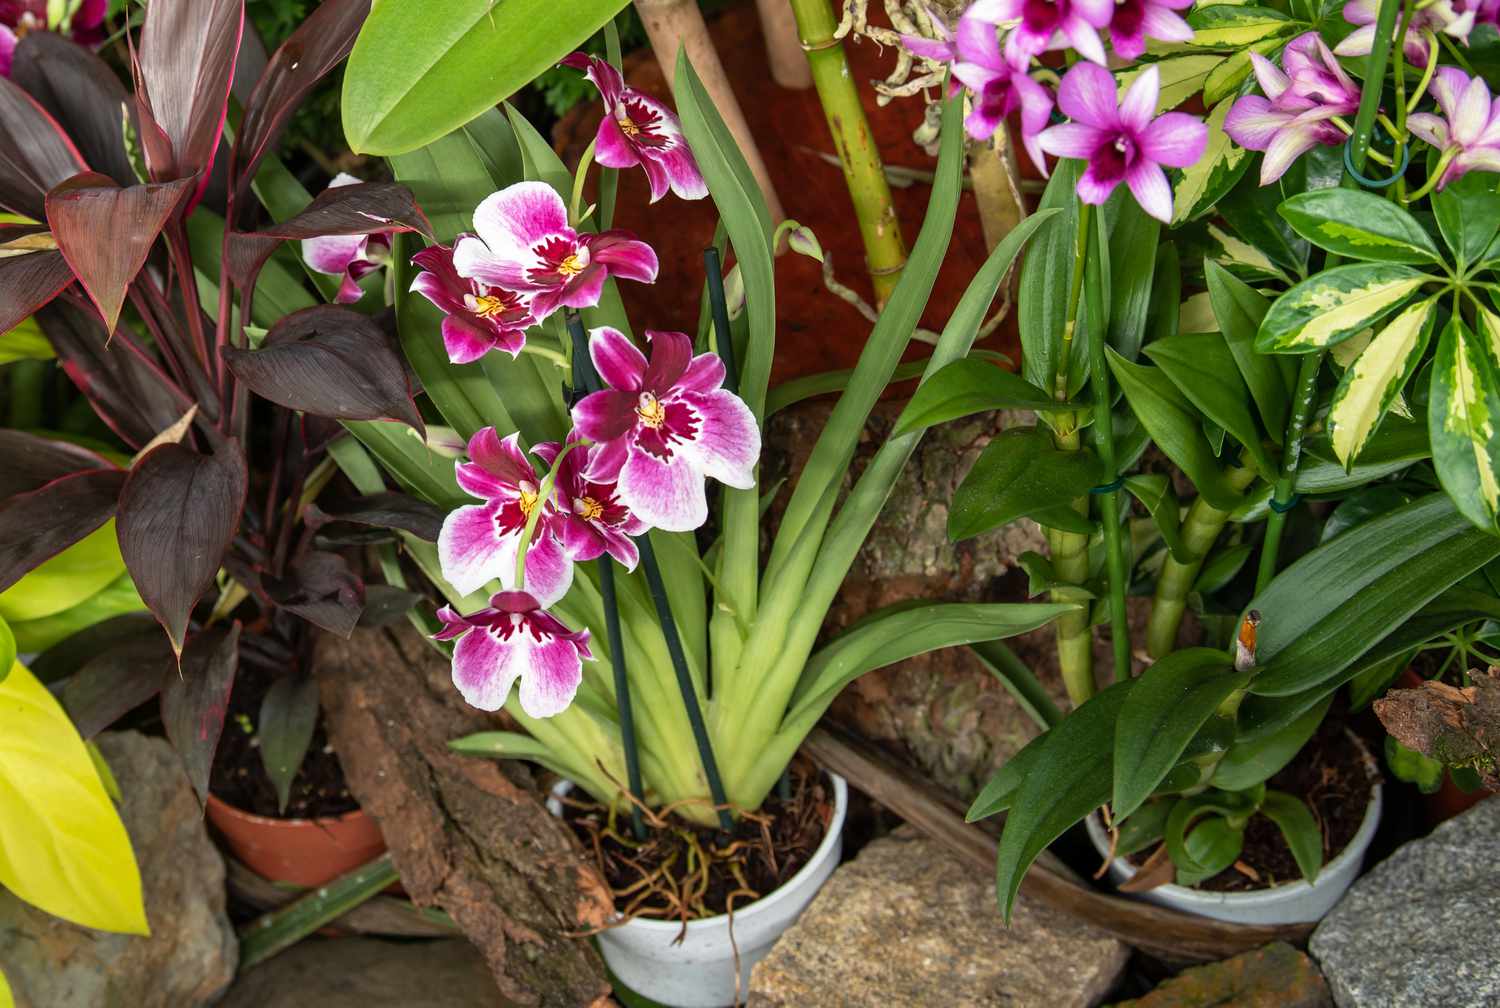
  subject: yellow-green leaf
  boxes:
[1328,298,1436,467]
[1185,4,1296,49]
[1173,100,1251,225]
[6,571,146,654]
[1257,263,1429,352]
[86,740,123,802]
[0,660,147,934]
[1430,316,1500,532]
[0,316,53,365]
[1119,55,1226,112]
[1203,36,1286,106]
[0,519,127,623]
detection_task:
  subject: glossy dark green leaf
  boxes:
[967,733,1047,822]
[1204,261,1289,439]
[1145,332,1276,478]
[1124,474,1192,563]
[1278,189,1443,264]
[1259,789,1323,881]
[1107,199,1161,359]
[1174,814,1244,887]
[1431,169,1500,265]
[1144,242,1181,349]
[259,675,320,815]
[892,360,1061,436]
[949,428,1103,541]
[1213,693,1332,790]
[1194,542,1254,595]
[1116,799,1172,857]
[1019,160,1086,396]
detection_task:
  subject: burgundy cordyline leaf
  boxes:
[232,0,370,200]
[0,429,116,498]
[0,75,86,218]
[117,437,249,654]
[39,301,197,450]
[0,240,72,335]
[160,621,240,806]
[62,627,175,738]
[11,33,139,189]
[0,468,127,593]
[136,0,245,199]
[304,490,445,542]
[264,550,365,637]
[221,305,424,432]
[46,172,194,331]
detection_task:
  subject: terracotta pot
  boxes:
[1396,668,1495,823]
[205,793,386,888]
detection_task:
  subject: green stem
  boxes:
[788,0,907,304]
[569,138,596,226]
[1254,353,1321,592]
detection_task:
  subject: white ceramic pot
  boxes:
[549,774,847,1008]
[1084,731,1383,925]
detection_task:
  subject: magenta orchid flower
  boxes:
[410,241,536,363]
[1408,67,1500,189]
[437,428,573,604]
[559,52,707,204]
[571,328,759,533]
[1334,0,1490,62]
[301,173,392,304]
[534,436,648,570]
[453,181,658,322]
[0,0,105,76]
[1224,33,1361,184]
[1037,63,1207,222]
[434,591,592,717]
[1107,0,1195,60]
[968,0,1113,67]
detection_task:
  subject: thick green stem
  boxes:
[1148,467,1260,657]
[789,0,907,304]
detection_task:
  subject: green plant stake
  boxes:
[238,854,401,971]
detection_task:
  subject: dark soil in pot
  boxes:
[560,757,832,921]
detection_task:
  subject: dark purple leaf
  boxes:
[0,243,74,341]
[305,491,444,541]
[233,0,369,197]
[0,75,87,218]
[46,173,194,331]
[161,621,240,806]
[40,300,197,449]
[264,550,364,637]
[117,439,248,653]
[0,429,116,498]
[11,32,138,188]
[61,628,174,737]
[257,674,319,813]
[222,305,423,430]
[0,468,125,593]
[356,584,422,627]
[136,0,245,192]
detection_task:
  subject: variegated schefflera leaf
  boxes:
[1256,263,1433,352]
[1278,189,1445,266]
[1327,298,1437,467]
[1172,99,1251,226]
[1429,311,1500,532]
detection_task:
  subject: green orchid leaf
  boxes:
[1257,263,1431,353]
[949,427,1104,541]
[1174,814,1244,887]
[1278,189,1444,265]
[1108,197,1161,359]
[1259,789,1324,881]
[1144,331,1277,478]
[1204,260,1290,438]
[1327,297,1436,468]
[1124,474,1192,563]
[1116,798,1172,856]
[968,733,1048,822]
[1213,693,1332,790]
[1429,313,1500,533]
[1194,541,1254,594]
[892,360,1062,436]
[1019,160,1087,397]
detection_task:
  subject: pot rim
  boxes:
[1089,726,1383,904]
[205,791,371,831]
[550,771,848,933]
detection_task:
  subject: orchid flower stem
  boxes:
[512,442,581,587]
[638,534,734,831]
[1404,148,1456,203]
[521,341,568,370]
[599,556,647,840]
[1391,5,1416,200]
[569,139,597,228]
[1408,35,1440,113]
[703,245,739,395]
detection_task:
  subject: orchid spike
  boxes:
[453,181,658,322]
[437,428,573,603]
[967,0,1114,67]
[571,328,760,533]
[301,173,392,304]
[0,0,106,76]
[1107,0,1195,61]
[560,52,707,203]
[434,591,592,717]
[410,241,536,363]
[1407,67,1500,190]
[534,435,648,570]
[1037,63,1207,222]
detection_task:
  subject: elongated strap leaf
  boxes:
[892,359,1063,436]
[0,75,86,218]
[1144,331,1277,478]
[12,32,137,188]
[137,0,245,188]
[0,468,125,593]
[0,429,115,498]
[1204,260,1288,439]
[967,733,1047,822]
[1259,789,1324,881]
[160,622,240,804]
[949,427,1103,541]
[259,674,320,814]
[0,246,74,345]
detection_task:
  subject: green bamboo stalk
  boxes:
[238,854,399,970]
[788,0,908,304]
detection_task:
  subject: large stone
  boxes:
[749,828,1127,1006]
[0,731,237,1008]
[220,937,502,1007]
[1116,943,1331,1008]
[1310,795,1500,1007]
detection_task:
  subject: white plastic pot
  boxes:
[1084,731,1382,925]
[549,774,847,1008]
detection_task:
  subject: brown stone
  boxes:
[220,937,505,1008]
[1115,942,1332,1008]
[748,828,1127,1007]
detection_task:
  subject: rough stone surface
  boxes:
[1116,943,1331,1008]
[1310,794,1500,1007]
[0,731,237,1008]
[220,937,503,1007]
[748,828,1127,1006]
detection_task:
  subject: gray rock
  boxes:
[1310,795,1500,1007]
[0,731,237,1008]
[749,828,1127,1007]
[219,937,503,1007]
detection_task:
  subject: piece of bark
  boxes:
[315,626,614,1007]
[1375,667,1500,790]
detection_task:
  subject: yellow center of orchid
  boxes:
[636,393,666,429]
[518,486,540,517]
[558,253,586,278]
[618,114,641,138]
[469,293,509,319]
[577,496,605,521]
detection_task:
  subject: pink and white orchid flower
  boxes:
[1224,33,1361,184]
[453,181,658,322]
[571,328,759,533]
[968,0,1114,67]
[1037,63,1207,222]
[434,591,592,717]
[1107,0,1195,60]
[560,52,707,203]
[301,173,393,304]
[411,241,536,363]
[534,436,649,570]
[1408,67,1500,189]
[437,428,574,603]
[0,0,106,76]
[1334,0,1492,62]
